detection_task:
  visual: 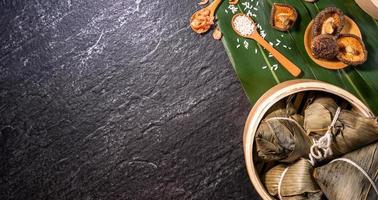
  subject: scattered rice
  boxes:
[259,29,266,37]
[228,5,238,14]
[243,40,249,49]
[242,2,252,10]
[275,39,281,46]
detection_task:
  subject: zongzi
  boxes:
[304,95,378,161]
[304,96,338,136]
[256,101,312,162]
[325,110,378,157]
[314,142,378,200]
[263,159,323,200]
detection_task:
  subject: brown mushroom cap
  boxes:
[311,34,339,60]
[336,34,368,65]
[270,3,298,32]
[312,7,345,37]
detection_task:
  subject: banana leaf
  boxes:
[216,0,378,114]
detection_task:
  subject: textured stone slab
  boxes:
[0,0,259,199]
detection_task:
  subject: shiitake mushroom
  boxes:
[270,3,298,31]
[336,34,368,65]
[312,7,345,37]
[311,34,339,60]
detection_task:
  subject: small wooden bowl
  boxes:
[304,16,362,70]
[243,79,374,200]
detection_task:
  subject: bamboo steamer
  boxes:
[355,0,378,20]
[243,79,374,200]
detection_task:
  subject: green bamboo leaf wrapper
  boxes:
[314,143,378,200]
[263,159,323,200]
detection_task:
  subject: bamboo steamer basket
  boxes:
[355,0,378,20]
[243,79,374,200]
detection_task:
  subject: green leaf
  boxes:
[216,0,378,114]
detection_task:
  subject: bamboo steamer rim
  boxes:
[243,79,374,200]
[355,0,378,20]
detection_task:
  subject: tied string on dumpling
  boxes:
[309,107,378,197]
[309,107,341,165]
[275,159,321,200]
[277,167,289,200]
[330,158,378,197]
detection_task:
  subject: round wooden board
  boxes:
[304,16,362,70]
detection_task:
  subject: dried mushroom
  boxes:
[312,7,345,37]
[337,34,367,65]
[270,3,298,31]
[311,34,339,60]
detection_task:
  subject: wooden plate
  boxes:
[304,16,362,70]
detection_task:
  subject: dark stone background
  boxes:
[0,0,259,199]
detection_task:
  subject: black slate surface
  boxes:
[0,0,259,199]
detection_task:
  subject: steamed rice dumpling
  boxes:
[256,102,312,162]
[304,96,378,158]
[263,159,323,200]
[327,110,378,157]
[314,143,378,200]
[304,96,338,136]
